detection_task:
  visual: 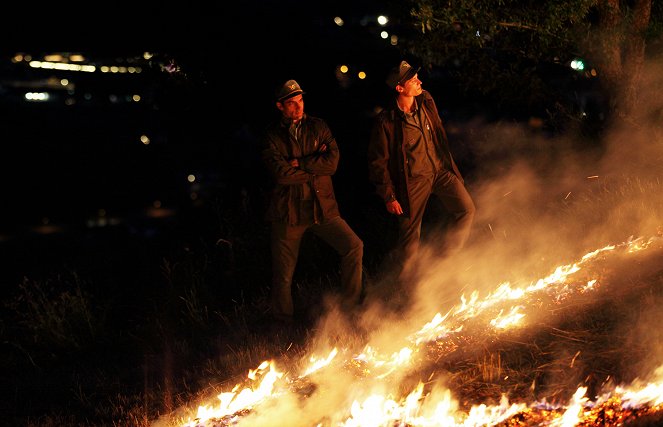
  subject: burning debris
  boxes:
[167,235,663,427]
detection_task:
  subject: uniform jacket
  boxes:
[367,90,463,219]
[262,114,341,225]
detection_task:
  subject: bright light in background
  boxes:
[390,34,398,45]
[334,16,344,26]
[187,174,196,183]
[12,54,26,63]
[358,71,367,80]
[21,53,143,74]
[140,135,150,145]
[340,65,349,74]
[377,15,388,25]
[29,61,96,72]
[100,65,142,74]
[44,54,64,62]
[132,94,141,102]
[25,92,49,101]
[380,31,389,39]
[571,59,585,70]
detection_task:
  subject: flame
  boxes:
[490,305,525,329]
[301,347,339,377]
[168,235,663,427]
[181,361,283,426]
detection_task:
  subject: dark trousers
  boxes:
[270,216,364,319]
[397,170,475,275]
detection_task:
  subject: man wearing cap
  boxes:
[367,61,475,287]
[262,79,364,323]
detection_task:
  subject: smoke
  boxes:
[157,54,663,427]
[277,53,663,424]
[407,54,663,317]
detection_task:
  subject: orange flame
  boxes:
[170,235,663,427]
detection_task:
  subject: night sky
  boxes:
[1,1,414,286]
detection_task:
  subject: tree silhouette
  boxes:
[389,0,662,129]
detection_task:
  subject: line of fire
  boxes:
[149,234,663,427]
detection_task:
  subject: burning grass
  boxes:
[154,235,663,427]
[2,146,663,426]
[3,224,663,426]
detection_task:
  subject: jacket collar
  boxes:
[280,113,307,128]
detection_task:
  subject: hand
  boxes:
[386,199,403,216]
[289,158,299,168]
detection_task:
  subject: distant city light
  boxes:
[357,71,367,80]
[390,35,398,45]
[29,60,96,72]
[377,15,388,25]
[140,135,150,145]
[334,16,344,26]
[132,94,141,102]
[44,54,64,62]
[24,53,143,74]
[100,65,142,73]
[380,31,388,39]
[340,65,349,73]
[24,92,50,101]
[187,174,196,183]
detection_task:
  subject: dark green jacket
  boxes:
[367,90,463,219]
[262,114,341,225]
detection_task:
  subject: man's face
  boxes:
[399,74,423,96]
[277,94,304,122]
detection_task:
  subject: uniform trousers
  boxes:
[397,169,475,271]
[270,216,364,319]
